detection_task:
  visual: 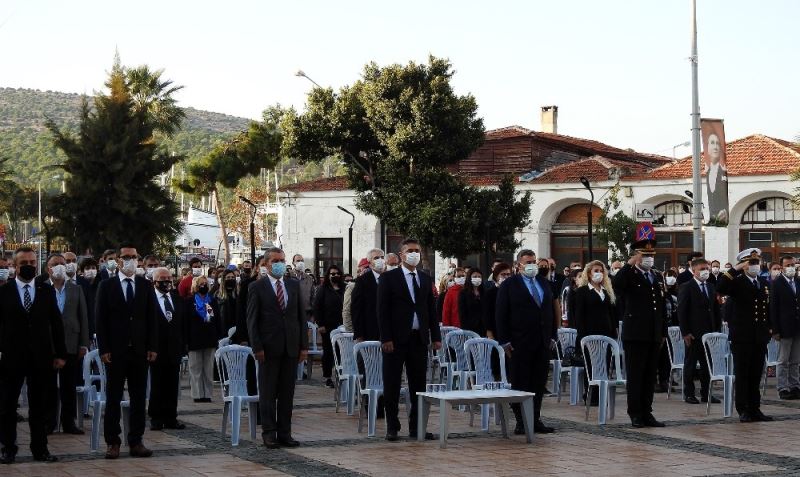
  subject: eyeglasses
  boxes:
[329,272,341,277]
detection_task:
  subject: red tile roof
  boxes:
[628,134,800,181]
[280,176,349,192]
[529,156,651,184]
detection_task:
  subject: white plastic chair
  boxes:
[666,326,685,400]
[444,329,480,391]
[431,325,459,383]
[580,335,626,425]
[297,321,324,380]
[556,328,584,405]
[721,322,730,336]
[617,320,626,379]
[119,369,151,446]
[89,351,108,451]
[218,337,232,348]
[216,345,260,446]
[332,332,359,415]
[763,337,780,396]
[77,349,103,429]
[702,332,735,417]
[464,337,507,431]
[353,341,409,437]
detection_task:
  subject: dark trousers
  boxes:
[657,343,671,386]
[683,339,711,398]
[509,345,548,422]
[321,330,334,378]
[731,341,767,415]
[258,353,297,439]
[624,341,660,419]
[382,331,427,434]
[47,353,80,430]
[148,358,180,425]
[0,363,49,454]
[104,349,148,446]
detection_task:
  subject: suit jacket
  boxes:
[313,284,344,330]
[78,275,100,338]
[612,263,667,342]
[154,290,186,363]
[184,295,222,351]
[95,274,159,358]
[352,271,381,341]
[377,266,441,346]
[716,271,771,344]
[482,284,500,336]
[677,269,694,286]
[457,287,486,336]
[247,277,308,358]
[770,274,800,338]
[0,280,67,370]
[546,272,566,298]
[233,275,258,344]
[573,285,616,344]
[53,281,90,354]
[677,279,720,339]
[294,272,316,315]
[495,274,556,353]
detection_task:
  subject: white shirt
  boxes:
[708,162,720,193]
[694,277,709,297]
[158,291,174,319]
[15,277,35,306]
[589,284,605,301]
[118,271,136,295]
[267,274,288,303]
[372,270,381,283]
[401,265,420,330]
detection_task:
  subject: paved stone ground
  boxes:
[5,367,800,476]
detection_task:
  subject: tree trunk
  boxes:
[213,188,231,264]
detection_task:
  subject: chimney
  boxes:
[540,105,558,134]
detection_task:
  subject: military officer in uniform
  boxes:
[612,223,668,428]
[716,248,773,422]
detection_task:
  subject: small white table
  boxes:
[416,389,536,448]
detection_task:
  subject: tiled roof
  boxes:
[528,156,651,184]
[280,176,350,192]
[628,134,800,180]
[484,125,533,140]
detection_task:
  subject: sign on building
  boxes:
[634,203,655,222]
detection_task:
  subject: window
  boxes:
[314,238,343,278]
[653,200,692,227]
[742,197,800,224]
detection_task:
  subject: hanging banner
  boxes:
[701,118,729,224]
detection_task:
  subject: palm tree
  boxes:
[126,65,186,136]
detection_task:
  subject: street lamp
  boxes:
[239,196,257,266]
[672,141,691,159]
[337,206,355,275]
[38,174,61,272]
[295,69,322,89]
[580,176,594,262]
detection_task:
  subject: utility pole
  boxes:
[690,0,703,252]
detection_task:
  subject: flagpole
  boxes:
[690,0,703,252]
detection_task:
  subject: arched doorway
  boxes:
[652,200,696,270]
[551,203,607,266]
[739,197,800,264]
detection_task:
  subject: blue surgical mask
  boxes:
[271,262,287,277]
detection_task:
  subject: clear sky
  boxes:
[1,0,797,155]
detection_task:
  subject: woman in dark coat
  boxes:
[483,263,513,340]
[185,275,223,402]
[216,269,239,335]
[458,269,486,336]
[313,265,345,388]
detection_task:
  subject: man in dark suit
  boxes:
[148,267,187,430]
[677,251,704,286]
[0,246,66,464]
[44,253,90,435]
[717,248,773,422]
[352,248,386,343]
[247,248,308,449]
[770,255,800,400]
[613,232,667,428]
[677,258,721,404]
[95,245,158,459]
[377,238,442,441]
[496,249,556,434]
[98,249,118,281]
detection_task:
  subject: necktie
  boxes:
[791,280,797,295]
[276,279,286,310]
[753,279,759,290]
[410,272,419,303]
[124,278,134,305]
[647,272,654,284]
[163,293,174,321]
[23,284,32,312]
[700,282,708,299]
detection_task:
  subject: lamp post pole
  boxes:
[580,177,594,262]
[337,206,355,276]
[690,0,704,252]
[239,196,257,266]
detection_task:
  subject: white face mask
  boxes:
[51,264,67,280]
[771,270,782,280]
[447,280,455,288]
[471,277,482,287]
[259,266,269,277]
[121,259,137,276]
[192,267,202,277]
[591,272,604,284]
[523,264,538,278]
[665,276,677,286]
[609,268,619,276]
[454,276,466,286]
[235,276,241,284]
[496,277,506,287]
[7,267,14,278]
[747,265,761,277]
[712,267,720,274]
[386,264,398,271]
[65,262,77,277]
[208,277,216,287]
[135,267,145,277]
[784,266,797,278]
[105,260,118,271]
[145,268,155,280]
[698,269,710,281]
[722,267,730,273]
[0,269,8,281]
[294,261,305,272]
[640,256,654,270]
[83,269,97,280]
[372,258,386,273]
[405,252,421,267]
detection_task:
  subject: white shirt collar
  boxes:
[694,277,707,288]
[118,271,134,283]
[15,277,33,289]
[267,274,283,286]
[372,269,381,281]
[402,264,416,277]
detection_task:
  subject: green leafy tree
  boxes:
[596,183,637,261]
[127,64,186,137]
[47,60,182,255]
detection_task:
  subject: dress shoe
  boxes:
[779,389,794,400]
[514,425,526,435]
[684,396,700,404]
[753,411,774,422]
[201,398,212,403]
[62,425,85,435]
[105,444,120,459]
[278,436,300,447]
[409,431,434,440]
[324,379,335,388]
[263,435,280,449]
[129,443,153,458]
[792,388,800,399]
[165,421,186,430]
[701,395,721,404]
[150,421,165,431]
[0,448,16,465]
[631,417,646,428]
[739,413,755,423]
[644,415,665,427]
[385,431,399,442]
[32,451,58,462]
[534,421,555,433]
[193,398,203,403]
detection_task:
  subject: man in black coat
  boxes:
[613,235,667,428]
[677,258,721,404]
[496,249,557,434]
[770,255,800,400]
[0,246,67,464]
[716,248,773,422]
[95,245,159,459]
[377,238,441,441]
[677,251,704,286]
[148,267,187,430]
[352,248,386,343]
[247,248,308,449]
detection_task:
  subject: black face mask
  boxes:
[538,266,550,276]
[243,268,252,276]
[18,265,36,281]
[156,281,172,293]
[198,285,209,295]
[225,279,236,289]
